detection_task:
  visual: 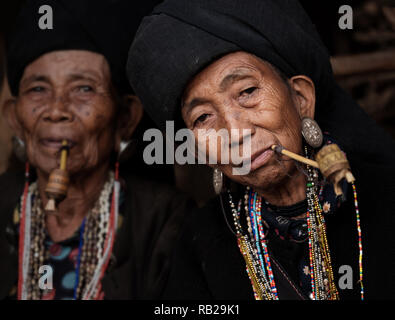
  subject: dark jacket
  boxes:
[162,159,395,300]
[0,170,193,300]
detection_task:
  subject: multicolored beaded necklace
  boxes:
[228,156,364,300]
[17,164,120,300]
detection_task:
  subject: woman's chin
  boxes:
[231,165,290,192]
[31,155,81,176]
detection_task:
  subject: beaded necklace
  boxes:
[17,169,120,300]
[228,161,363,300]
[230,190,276,300]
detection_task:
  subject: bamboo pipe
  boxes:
[272,144,356,197]
[60,140,68,170]
[271,145,319,168]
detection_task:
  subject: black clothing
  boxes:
[163,196,308,300]
[0,170,193,299]
[161,135,395,300]
[163,165,395,300]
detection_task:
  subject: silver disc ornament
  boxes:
[301,117,323,148]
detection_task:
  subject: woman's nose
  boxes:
[43,96,74,122]
[221,110,255,145]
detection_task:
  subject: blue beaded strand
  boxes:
[248,190,266,277]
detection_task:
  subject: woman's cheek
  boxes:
[82,139,100,168]
[277,109,302,153]
[90,128,115,162]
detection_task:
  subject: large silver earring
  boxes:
[213,168,223,195]
[301,117,323,148]
[119,140,131,156]
[118,140,134,163]
[12,136,26,162]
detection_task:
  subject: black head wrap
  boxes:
[127,0,395,165]
[6,0,160,96]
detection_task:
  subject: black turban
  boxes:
[6,0,161,96]
[127,0,395,165]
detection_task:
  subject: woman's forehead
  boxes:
[202,52,262,78]
[184,52,271,97]
[21,50,110,84]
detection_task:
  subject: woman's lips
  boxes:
[249,148,274,172]
[39,138,76,150]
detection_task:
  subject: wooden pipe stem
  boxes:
[271,145,319,168]
[60,140,68,170]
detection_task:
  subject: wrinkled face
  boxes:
[182,51,304,191]
[15,50,118,176]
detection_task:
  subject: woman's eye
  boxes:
[240,87,257,96]
[193,114,210,126]
[29,86,45,93]
[77,85,93,93]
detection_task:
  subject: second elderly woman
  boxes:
[0,0,190,300]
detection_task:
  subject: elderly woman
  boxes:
[127,0,395,300]
[0,0,191,300]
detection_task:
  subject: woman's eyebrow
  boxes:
[219,68,256,92]
[183,97,211,115]
[67,70,101,83]
[20,70,102,87]
[20,74,51,87]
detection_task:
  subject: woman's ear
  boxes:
[115,94,144,148]
[288,75,316,119]
[2,97,24,139]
